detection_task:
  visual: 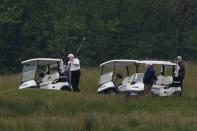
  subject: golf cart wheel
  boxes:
[61,86,71,91]
[106,89,116,95]
[98,92,105,95]
[173,91,182,96]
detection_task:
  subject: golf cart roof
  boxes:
[99,59,139,67]
[139,60,176,66]
[21,58,62,65]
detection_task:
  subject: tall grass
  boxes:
[0,74,20,91]
[80,68,100,93]
[0,62,197,130]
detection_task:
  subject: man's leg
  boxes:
[144,84,149,94]
[71,71,77,91]
[180,80,183,96]
[148,84,153,93]
[144,84,152,94]
[71,71,80,92]
[75,70,80,92]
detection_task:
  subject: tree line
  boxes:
[0,0,196,73]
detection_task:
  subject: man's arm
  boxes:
[179,64,185,79]
[71,58,80,66]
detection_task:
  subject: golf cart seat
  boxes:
[156,75,173,85]
[122,77,130,85]
[122,75,135,85]
[39,72,60,86]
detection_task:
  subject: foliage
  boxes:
[0,0,197,73]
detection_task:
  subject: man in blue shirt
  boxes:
[143,63,156,94]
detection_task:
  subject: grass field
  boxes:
[0,62,197,131]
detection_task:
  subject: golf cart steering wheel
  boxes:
[113,73,123,85]
[115,73,123,79]
[37,70,46,78]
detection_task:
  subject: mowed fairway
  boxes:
[0,62,197,131]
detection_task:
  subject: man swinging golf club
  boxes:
[67,53,81,92]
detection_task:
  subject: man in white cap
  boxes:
[175,56,185,91]
[143,63,156,94]
[67,53,81,92]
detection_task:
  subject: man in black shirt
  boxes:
[173,56,185,96]
[176,56,185,88]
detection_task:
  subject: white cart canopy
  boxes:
[99,59,139,67]
[22,58,62,65]
[138,60,176,66]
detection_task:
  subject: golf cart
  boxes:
[139,60,182,96]
[97,59,144,96]
[19,58,72,91]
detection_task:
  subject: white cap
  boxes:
[67,53,74,58]
[177,56,182,60]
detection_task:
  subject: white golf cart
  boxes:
[19,58,72,91]
[97,59,144,96]
[139,60,182,96]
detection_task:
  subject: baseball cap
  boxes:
[177,56,182,60]
[67,53,74,58]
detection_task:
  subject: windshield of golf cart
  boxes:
[21,63,50,83]
[99,71,113,85]
[99,60,138,85]
[21,63,37,83]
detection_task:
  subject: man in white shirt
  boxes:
[67,53,81,92]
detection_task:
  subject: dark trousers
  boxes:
[173,77,183,88]
[180,80,183,89]
[180,80,183,96]
[144,83,153,94]
[71,70,81,92]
